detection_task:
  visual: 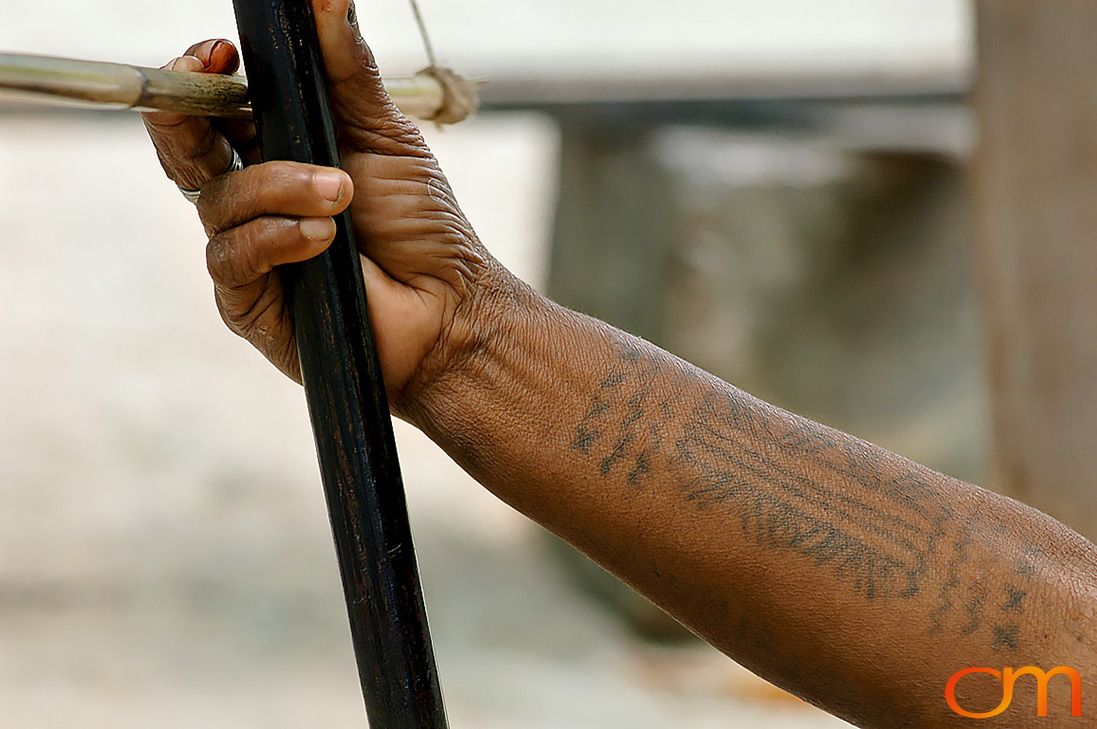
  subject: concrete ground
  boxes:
[0,112,851,728]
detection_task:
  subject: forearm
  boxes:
[406,272,1097,728]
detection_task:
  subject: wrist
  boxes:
[393,259,551,427]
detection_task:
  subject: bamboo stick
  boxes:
[0,52,476,123]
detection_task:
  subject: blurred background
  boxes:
[3,1,1095,727]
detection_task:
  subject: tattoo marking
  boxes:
[570,334,1032,650]
[992,624,1020,651]
[1002,585,1026,613]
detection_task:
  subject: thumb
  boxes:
[312,0,372,83]
[312,0,426,155]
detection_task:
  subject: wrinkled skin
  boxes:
[143,0,495,407]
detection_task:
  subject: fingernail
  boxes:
[300,217,336,241]
[314,171,345,202]
[208,40,228,66]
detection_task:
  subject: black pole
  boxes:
[229,2,448,726]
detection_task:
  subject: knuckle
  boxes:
[206,230,252,287]
[195,190,225,231]
[264,161,309,187]
[194,187,216,220]
[146,127,193,178]
[205,233,234,282]
[190,126,218,162]
[195,168,246,228]
[232,162,303,209]
[206,218,288,287]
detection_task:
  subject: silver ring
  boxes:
[178,146,244,204]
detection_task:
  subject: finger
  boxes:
[216,117,261,166]
[142,46,239,191]
[183,38,241,74]
[207,215,337,289]
[187,40,260,165]
[197,161,353,234]
[311,0,428,154]
[183,38,257,163]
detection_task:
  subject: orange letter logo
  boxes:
[946,666,1083,719]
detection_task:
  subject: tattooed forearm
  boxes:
[414,289,1097,727]
[569,334,1039,650]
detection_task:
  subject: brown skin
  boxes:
[142,22,484,394]
[144,2,1097,726]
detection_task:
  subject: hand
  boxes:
[142,0,497,408]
